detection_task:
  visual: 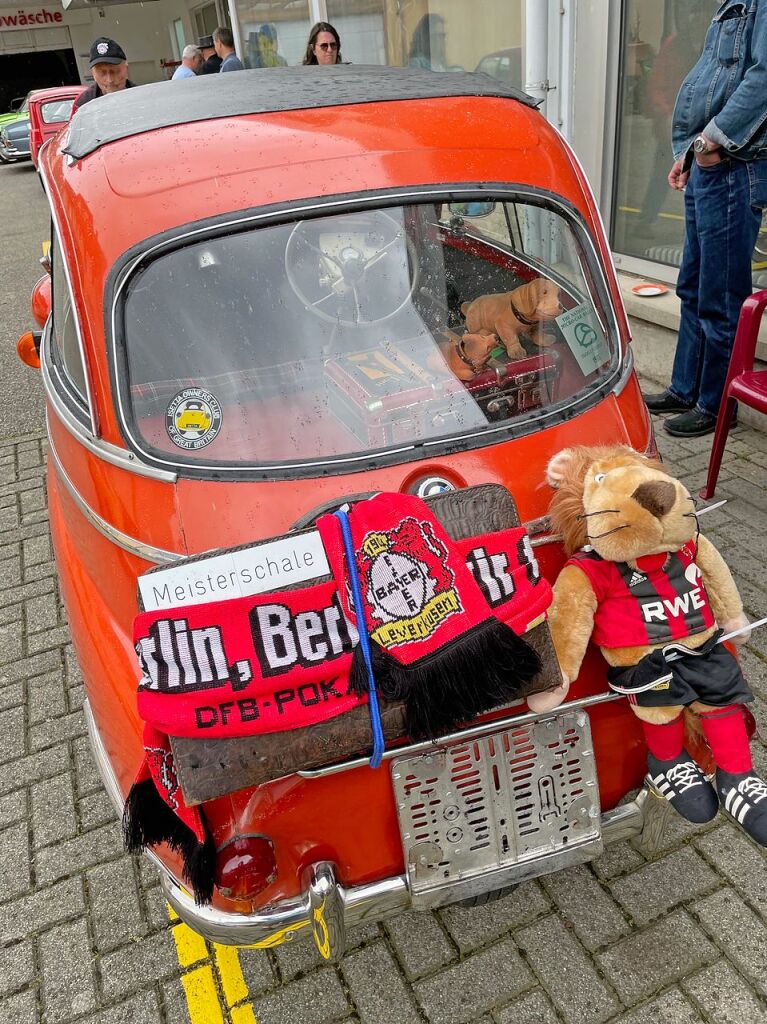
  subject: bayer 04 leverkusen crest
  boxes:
[358,517,464,648]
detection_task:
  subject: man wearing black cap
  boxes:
[197,35,222,76]
[72,38,135,113]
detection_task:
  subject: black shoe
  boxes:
[716,769,767,847]
[647,751,719,823]
[644,390,693,414]
[663,409,717,438]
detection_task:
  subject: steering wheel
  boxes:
[284,210,419,326]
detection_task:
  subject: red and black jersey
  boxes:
[567,542,715,648]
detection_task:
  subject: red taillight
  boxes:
[31,274,51,328]
[215,834,278,900]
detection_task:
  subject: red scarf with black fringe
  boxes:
[316,493,545,739]
[124,493,551,905]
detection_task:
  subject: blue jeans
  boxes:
[670,159,761,417]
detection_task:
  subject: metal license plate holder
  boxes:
[392,710,602,908]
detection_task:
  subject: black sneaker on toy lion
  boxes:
[528,444,767,847]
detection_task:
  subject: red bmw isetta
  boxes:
[21,67,670,956]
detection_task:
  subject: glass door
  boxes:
[324,0,523,80]
[611,0,711,271]
[230,0,310,67]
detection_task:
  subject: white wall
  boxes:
[0,0,208,85]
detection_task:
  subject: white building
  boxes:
[1,0,763,289]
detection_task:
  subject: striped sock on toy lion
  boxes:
[528,444,767,847]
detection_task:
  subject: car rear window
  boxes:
[40,99,75,124]
[116,196,619,473]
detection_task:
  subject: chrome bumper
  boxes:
[161,784,668,956]
[0,143,30,161]
[85,699,670,959]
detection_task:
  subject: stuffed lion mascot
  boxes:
[527,445,766,847]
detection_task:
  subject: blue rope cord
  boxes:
[333,508,385,769]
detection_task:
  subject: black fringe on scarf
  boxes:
[123,780,216,906]
[349,617,541,739]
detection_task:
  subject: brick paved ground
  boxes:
[1,415,766,1024]
[3,140,765,1024]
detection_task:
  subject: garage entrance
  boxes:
[0,46,79,112]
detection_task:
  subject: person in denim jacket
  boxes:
[645,0,767,437]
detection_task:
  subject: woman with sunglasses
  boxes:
[302,22,342,65]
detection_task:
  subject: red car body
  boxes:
[21,68,671,955]
[28,85,85,167]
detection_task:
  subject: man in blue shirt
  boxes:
[645,0,767,437]
[172,46,202,80]
[214,27,244,73]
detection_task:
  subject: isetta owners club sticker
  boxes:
[166,388,222,450]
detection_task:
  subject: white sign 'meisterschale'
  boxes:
[138,532,329,612]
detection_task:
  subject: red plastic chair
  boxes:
[700,289,767,499]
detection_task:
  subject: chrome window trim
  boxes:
[48,432,183,565]
[38,154,98,436]
[108,185,624,475]
[41,317,93,421]
[612,342,634,396]
[42,328,177,483]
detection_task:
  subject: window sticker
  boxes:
[166,388,222,451]
[556,304,610,376]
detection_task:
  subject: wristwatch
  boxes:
[693,135,712,154]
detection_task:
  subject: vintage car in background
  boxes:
[0,87,84,163]
[0,90,38,158]
[0,95,26,127]
[28,86,86,167]
[19,66,678,957]
[0,115,31,163]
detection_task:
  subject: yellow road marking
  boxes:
[231,1006,258,1024]
[238,921,310,948]
[168,905,259,1023]
[171,918,209,968]
[213,944,250,1006]
[181,966,226,1024]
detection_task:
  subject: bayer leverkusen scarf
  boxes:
[316,493,542,740]
[123,724,215,905]
[130,530,548,741]
[125,500,551,904]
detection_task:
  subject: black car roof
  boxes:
[62,64,536,161]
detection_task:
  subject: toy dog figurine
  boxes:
[528,445,767,847]
[432,328,499,381]
[460,278,562,361]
